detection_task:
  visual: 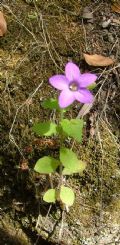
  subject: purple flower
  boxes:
[49,62,97,108]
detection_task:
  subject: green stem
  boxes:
[59,162,63,187]
[58,109,65,188]
[60,109,64,121]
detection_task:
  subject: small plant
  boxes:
[33,61,97,208]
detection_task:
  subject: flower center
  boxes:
[69,82,78,91]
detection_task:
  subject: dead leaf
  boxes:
[0,11,7,36]
[111,3,120,14]
[83,53,115,66]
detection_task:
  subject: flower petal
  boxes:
[59,89,75,108]
[78,73,97,87]
[74,89,94,103]
[65,62,81,82]
[49,75,69,90]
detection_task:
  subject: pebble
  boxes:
[102,19,111,28]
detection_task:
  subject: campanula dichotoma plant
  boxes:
[49,62,97,108]
[33,62,97,208]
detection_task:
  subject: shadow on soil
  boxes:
[0,227,54,245]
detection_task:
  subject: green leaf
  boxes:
[87,82,96,90]
[60,147,79,170]
[32,122,57,136]
[43,189,56,203]
[41,98,60,110]
[62,160,86,175]
[34,156,60,174]
[60,119,83,143]
[60,148,86,175]
[41,98,72,112]
[60,186,75,206]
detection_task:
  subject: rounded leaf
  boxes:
[60,147,79,170]
[60,119,83,143]
[34,156,60,174]
[63,160,86,175]
[41,98,60,110]
[32,122,57,136]
[43,189,56,203]
[60,186,75,206]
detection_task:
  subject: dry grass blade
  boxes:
[111,3,120,14]
[0,11,7,36]
[83,53,115,66]
[77,103,94,118]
